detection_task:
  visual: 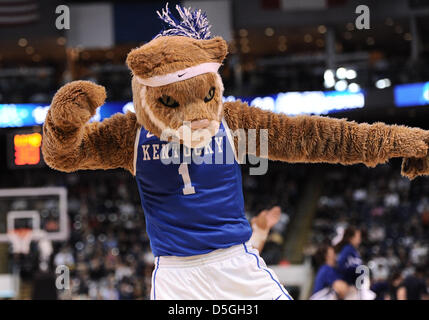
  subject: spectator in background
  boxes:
[31,262,58,300]
[370,277,390,300]
[54,246,75,270]
[250,206,281,252]
[99,275,119,300]
[387,271,406,300]
[335,226,363,286]
[310,244,350,300]
[401,266,429,300]
[369,258,390,300]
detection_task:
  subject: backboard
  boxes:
[0,187,68,243]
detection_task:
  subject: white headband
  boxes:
[135,62,221,87]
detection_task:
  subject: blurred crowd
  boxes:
[309,160,429,300]
[3,162,305,300]
[3,56,429,104]
[5,158,429,300]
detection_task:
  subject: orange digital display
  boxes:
[13,132,42,166]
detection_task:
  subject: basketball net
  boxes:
[7,228,33,255]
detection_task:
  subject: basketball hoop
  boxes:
[7,228,33,255]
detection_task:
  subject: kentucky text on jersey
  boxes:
[135,120,252,256]
[140,133,236,165]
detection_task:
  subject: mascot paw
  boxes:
[402,132,429,180]
[51,80,106,125]
[402,154,429,180]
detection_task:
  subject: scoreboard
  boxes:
[7,128,45,169]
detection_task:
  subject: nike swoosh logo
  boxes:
[146,132,155,138]
[178,73,186,78]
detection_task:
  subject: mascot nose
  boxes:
[191,119,210,130]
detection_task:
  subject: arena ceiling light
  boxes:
[323,69,335,88]
[346,69,357,80]
[335,80,348,92]
[336,67,347,79]
[348,83,360,93]
[375,78,391,89]
[325,68,358,90]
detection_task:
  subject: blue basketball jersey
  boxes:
[134,120,252,257]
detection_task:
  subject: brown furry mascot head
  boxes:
[126,5,228,148]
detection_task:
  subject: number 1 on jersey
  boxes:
[178,163,196,195]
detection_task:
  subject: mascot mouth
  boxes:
[175,119,220,149]
[190,119,210,130]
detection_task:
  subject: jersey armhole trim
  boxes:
[221,117,240,164]
[133,127,142,176]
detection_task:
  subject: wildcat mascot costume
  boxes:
[42,5,429,299]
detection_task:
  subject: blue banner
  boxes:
[394,82,429,107]
[0,104,49,128]
[225,90,365,116]
[0,90,365,129]
[0,102,133,128]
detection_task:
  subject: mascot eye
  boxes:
[204,87,215,103]
[158,95,179,108]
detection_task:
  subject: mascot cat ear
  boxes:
[197,36,228,63]
[126,36,228,79]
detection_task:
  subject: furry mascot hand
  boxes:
[42,81,138,173]
[402,143,429,180]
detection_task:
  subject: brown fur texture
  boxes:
[131,72,224,136]
[42,35,429,180]
[128,36,227,148]
[402,155,429,179]
[126,36,227,79]
[224,100,429,173]
[42,81,139,174]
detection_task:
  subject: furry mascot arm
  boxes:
[224,100,429,179]
[42,81,139,174]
